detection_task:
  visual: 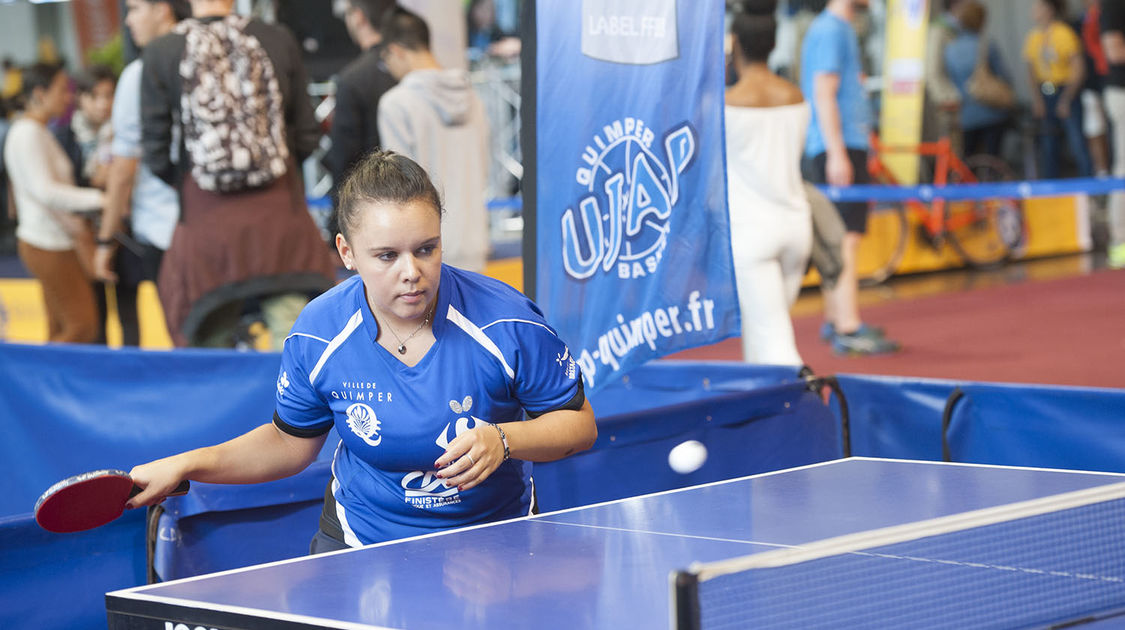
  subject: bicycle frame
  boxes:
[866,133,982,238]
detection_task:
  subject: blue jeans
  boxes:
[1038,91,1093,179]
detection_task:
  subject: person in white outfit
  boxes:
[5,62,106,343]
[724,5,813,366]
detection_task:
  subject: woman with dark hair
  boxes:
[944,0,1013,158]
[4,62,104,343]
[53,64,145,347]
[724,5,813,365]
[127,151,597,553]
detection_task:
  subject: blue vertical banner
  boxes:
[535,0,739,392]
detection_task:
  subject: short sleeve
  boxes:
[510,317,583,415]
[1057,24,1081,60]
[274,335,335,437]
[805,22,847,78]
[110,63,143,159]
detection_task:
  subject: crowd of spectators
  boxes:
[924,0,1125,267]
[0,0,500,349]
[0,0,1122,357]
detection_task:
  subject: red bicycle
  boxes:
[861,134,1026,284]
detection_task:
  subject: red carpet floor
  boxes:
[670,268,1125,389]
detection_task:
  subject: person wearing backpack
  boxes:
[140,0,335,349]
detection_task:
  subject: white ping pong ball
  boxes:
[668,440,708,474]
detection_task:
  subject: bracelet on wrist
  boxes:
[493,423,510,461]
[95,238,115,247]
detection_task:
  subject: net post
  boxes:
[670,570,701,630]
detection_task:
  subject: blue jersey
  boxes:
[274,266,582,545]
[801,11,872,157]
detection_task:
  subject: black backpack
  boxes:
[174,15,289,192]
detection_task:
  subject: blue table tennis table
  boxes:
[105,457,1125,629]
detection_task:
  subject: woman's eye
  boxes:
[418,245,436,256]
[377,252,396,262]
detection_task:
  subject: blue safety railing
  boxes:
[818,176,1125,204]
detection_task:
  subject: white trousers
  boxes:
[730,209,813,366]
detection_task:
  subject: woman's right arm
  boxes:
[11,125,103,212]
[127,422,328,508]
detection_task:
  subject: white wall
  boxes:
[0,3,40,64]
[0,3,83,71]
[398,0,469,71]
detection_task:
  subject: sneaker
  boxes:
[1109,243,1125,270]
[820,322,885,344]
[832,329,902,356]
[819,322,834,343]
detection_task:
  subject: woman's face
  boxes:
[35,71,71,119]
[336,198,443,325]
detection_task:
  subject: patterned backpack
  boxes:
[174,15,289,193]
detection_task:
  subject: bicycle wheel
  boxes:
[858,203,908,286]
[945,154,1026,267]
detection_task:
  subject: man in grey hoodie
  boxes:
[378,6,490,273]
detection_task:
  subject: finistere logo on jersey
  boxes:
[563,117,696,281]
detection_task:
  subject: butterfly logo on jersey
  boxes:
[435,396,487,450]
[345,402,383,447]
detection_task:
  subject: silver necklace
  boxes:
[382,303,434,355]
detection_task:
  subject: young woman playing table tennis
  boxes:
[128,151,597,552]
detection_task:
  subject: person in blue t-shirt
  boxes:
[127,151,597,551]
[800,0,899,356]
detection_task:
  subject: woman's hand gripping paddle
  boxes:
[34,469,190,533]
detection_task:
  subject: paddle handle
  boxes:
[128,480,190,499]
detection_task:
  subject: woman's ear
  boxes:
[335,233,354,270]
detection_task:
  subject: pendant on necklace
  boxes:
[397,344,407,355]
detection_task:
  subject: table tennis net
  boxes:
[672,480,1125,630]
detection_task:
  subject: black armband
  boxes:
[525,379,586,418]
[273,410,333,438]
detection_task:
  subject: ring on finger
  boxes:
[467,453,475,466]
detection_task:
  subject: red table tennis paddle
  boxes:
[34,469,190,533]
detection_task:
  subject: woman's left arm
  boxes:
[434,400,597,492]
